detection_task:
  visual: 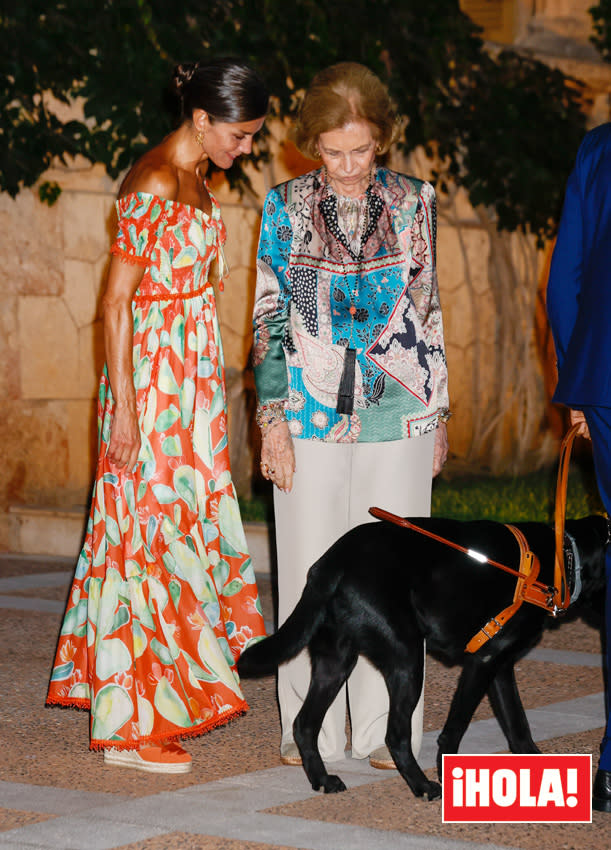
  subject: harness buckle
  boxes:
[545,590,557,611]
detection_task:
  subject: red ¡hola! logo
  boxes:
[442,754,591,823]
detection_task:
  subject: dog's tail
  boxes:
[237,551,345,677]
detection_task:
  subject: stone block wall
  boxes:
[1,1,610,552]
[0,163,113,549]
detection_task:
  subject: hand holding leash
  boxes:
[569,409,590,440]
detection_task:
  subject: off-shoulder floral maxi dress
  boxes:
[47,191,266,751]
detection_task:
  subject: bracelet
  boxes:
[256,400,287,431]
[437,407,452,423]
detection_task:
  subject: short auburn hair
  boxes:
[293,62,397,160]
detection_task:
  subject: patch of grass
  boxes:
[239,462,605,525]
[431,463,604,523]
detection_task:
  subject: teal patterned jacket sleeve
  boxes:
[252,187,292,404]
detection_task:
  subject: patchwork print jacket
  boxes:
[253,167,449,443]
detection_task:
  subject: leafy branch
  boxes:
[590,0,611,59]
[1,0,600,243]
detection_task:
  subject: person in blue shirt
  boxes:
[547,121,611,813]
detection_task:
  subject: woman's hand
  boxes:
[569,408,590,440]
[260,421,296,493]
[432,422,448,477]
[107,401,141,471]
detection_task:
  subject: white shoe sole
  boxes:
[369,747,397,770]
[103,748,192,774]
[280,744,302,766]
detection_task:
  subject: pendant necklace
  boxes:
[327,173,372,416]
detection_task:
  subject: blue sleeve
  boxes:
[546,146,585,369]
[252,187,293,404]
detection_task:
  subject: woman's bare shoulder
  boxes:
[118,154,179,201]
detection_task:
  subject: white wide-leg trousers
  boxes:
[273,433,435,761]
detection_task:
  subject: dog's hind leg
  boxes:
[436,657,497,779]
[382,649,442,801]
[293,632,358,794]
[487,662,539,754]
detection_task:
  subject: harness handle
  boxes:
[369,507,537,582]
[553,423,582,612]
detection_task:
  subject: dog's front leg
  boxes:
[487,662,540,754]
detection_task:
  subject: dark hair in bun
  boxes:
[172,58,269,124]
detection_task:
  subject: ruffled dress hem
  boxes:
[45,695,249,751]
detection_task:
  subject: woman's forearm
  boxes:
[103,297,136,408]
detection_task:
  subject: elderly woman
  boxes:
[253,62,449,768]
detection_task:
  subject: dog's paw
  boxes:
[322,774,347,794]
[422,780,442,801]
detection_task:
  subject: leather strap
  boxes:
[367,510,553,654]
[465,524,540,652]
[369,509,547,652]
[369,507,544,584]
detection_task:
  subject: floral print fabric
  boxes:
[47,191,265,750]
[253,167,449,442]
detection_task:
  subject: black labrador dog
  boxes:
[238,514,608,800]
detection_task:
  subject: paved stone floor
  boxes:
[1,551,610,850]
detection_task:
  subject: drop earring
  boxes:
[195,129,208,159]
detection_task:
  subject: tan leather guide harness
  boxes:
[369,424,581,653]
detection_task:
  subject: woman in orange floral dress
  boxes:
[47,59,269,773]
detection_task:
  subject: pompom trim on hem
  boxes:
[46,695,89,710]
[46,695,249,750]
[110,245,150,267]
[89,700,249,751]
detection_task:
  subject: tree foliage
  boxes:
[590,0,611,60]
[0,0,594,242]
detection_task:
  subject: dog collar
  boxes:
[564,531,582,606]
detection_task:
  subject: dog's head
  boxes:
[564,513,609,605]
